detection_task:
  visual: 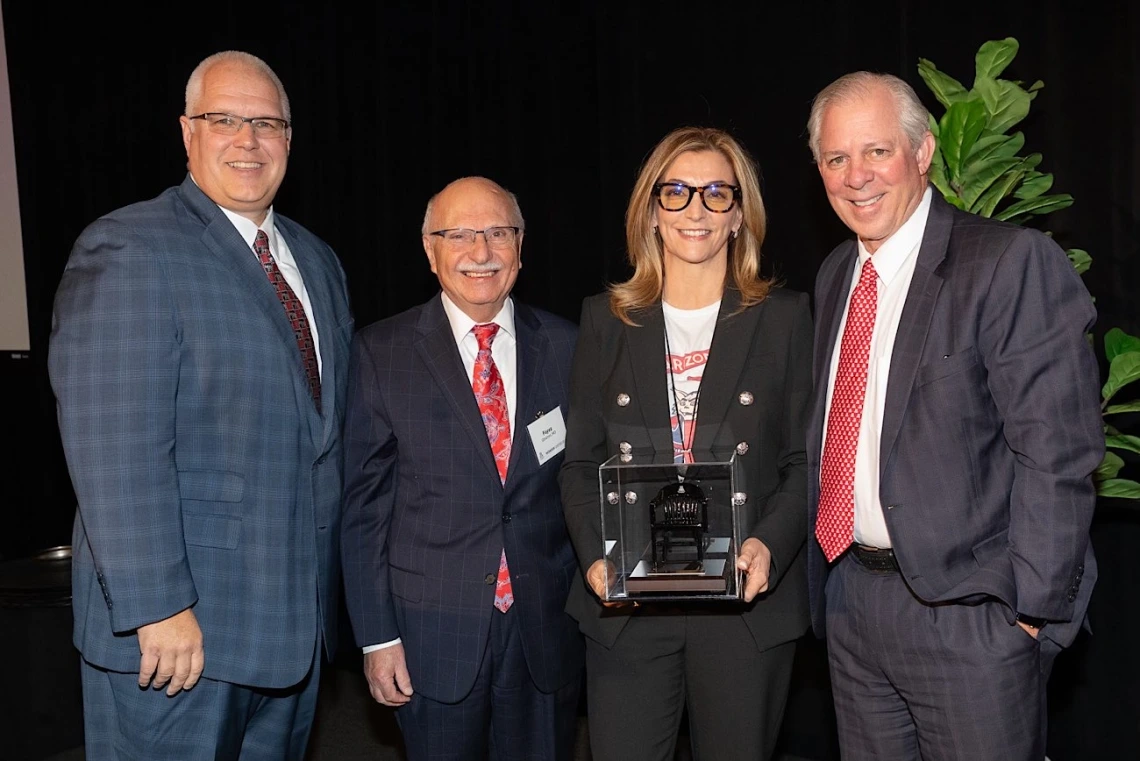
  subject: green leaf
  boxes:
[965,132,1026,165]
[918,58,970,109]
[1027,80,1045,92]
[1096,478,1140,500]
[1095,451,1126,480]
[1105,400,1140,415]
[959,157,1023,210]
[975,38,1020,81]
[1014,171,1054,200]
[993,193,1074,222]
[1105,328,1140,362]
[940,99,988,182]
[971,163,1028,217]
[928,150,956,202]
[944,194,967,210]
[1105,434,1140,454]
[975,76,1032,134]
[1066,249,1091,275]
[1103,350,1140,403]
[928,112,940,138]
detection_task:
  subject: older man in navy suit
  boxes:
[341,176,584,761]
[804,71,1103,760]
[49,51,352,760]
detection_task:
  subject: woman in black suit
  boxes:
[560,126,812,761]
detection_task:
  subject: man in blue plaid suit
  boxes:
[48,50,352,760]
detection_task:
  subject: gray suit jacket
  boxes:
[49,176,353,689]
[806,190,1103,650]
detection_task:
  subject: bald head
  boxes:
[422,177,524,235]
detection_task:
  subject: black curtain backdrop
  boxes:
[2,1,1137,758]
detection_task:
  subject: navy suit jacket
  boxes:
[49,176,353,689]
[341,295,585,703]
[806,191,1103,649]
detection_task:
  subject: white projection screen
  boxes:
[0,4,30,356]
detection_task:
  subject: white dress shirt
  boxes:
[822,186,932,549]
[363,293,518,653]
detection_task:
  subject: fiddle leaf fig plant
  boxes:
[918,37,1140,501]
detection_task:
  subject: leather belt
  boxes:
[850,545,899,573]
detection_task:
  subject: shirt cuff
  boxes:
[362,638,401,654]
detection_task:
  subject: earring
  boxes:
[731,230,739,240]
[652,226,658,235]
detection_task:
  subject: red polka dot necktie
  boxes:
[817,258,878,562]
[253,229,321,412]
[472,323,514,612]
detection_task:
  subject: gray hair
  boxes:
[421,177,526,235]
[185,50,291,122]
[807,71,930,162]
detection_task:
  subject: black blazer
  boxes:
[560,286,813,651]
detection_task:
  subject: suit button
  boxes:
[502,513,512,523]
[316,455,327,465]
[484,573,496,585]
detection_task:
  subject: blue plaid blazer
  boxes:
[49,176,353,689]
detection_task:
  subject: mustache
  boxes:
[458,262,503,273]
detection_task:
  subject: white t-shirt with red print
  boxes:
[662,299,720,464]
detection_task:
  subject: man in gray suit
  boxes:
[49,50,352,759]
[804,71,1102,760]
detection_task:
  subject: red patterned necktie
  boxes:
[472,323,514,612]
[253,229,321,412]
[817,258,878,562]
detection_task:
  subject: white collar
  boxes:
[440,292,516,344]
[857,185,932,284]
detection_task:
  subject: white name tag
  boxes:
[527,406,567,466]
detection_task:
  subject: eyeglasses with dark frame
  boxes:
[188,112,290,138]
[428,226,522,249]
[653,182,741,213]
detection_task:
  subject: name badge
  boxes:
[527,406,567,466]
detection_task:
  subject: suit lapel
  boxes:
[505,303,543,484]
[177,179,322,446]
[414,296,503,484]
[878,192,951,472]
[692,288,762,457]
[626,303,674,455]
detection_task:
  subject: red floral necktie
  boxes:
[472,323,513,612]
[817,258,878,562]
[253,229,321,412]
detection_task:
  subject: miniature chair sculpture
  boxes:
[649,481,708,572]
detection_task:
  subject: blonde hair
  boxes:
[609,126,773,325]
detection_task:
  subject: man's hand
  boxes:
[737,538,772,603]
[136,607,204,696]
[364,645,414,706]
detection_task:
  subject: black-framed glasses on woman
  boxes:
[428,226,521,250]
[653,182,740,213]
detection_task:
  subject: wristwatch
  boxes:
[1015,612,1048,629]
